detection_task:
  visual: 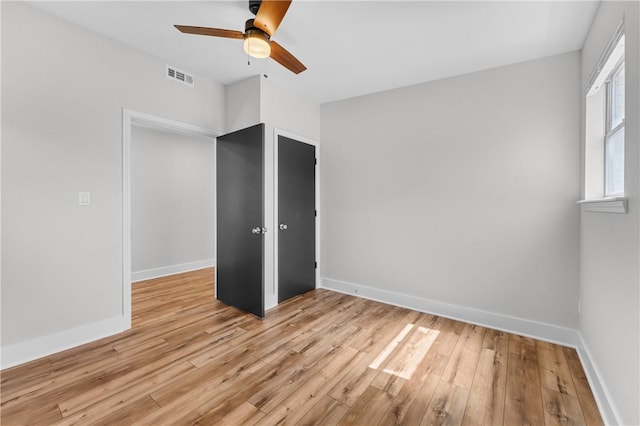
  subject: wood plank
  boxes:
[297,395,349,426]
[327,349,381,406]
[1,357,53,398]
[0,401,62,425]
[537,341,578,397]
[216,401,265,426]
[420,381,470,426]
[337,385,394,426]
[431,318,465,357]
[80,395,159,426]
[562,347,603,426]
[462,347,507,426]
[378,372,441,425]
[540,387,587,426]
[441,323,486,390]
[504,335,545,426]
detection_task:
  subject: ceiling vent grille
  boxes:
[166,65,194,87]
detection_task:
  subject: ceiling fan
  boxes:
[174,0,306,74]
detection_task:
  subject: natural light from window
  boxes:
[605,61,625,196]
[368,323,439,380]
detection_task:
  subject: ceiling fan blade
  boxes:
[270,41,306,74]
[174,25,244,39]
[253,0,292,36]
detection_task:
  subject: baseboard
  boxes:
[320,277,579,347]
[1,315,129,370]
[132,258,215,282]
[575,334,621,425]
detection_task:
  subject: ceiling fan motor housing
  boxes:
[249,0,262,15]
[244,19,269,40]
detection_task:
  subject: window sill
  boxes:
[577,197,628,213]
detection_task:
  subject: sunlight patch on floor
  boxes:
[369,323,439,380]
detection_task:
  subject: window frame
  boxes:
[580,21,627,213]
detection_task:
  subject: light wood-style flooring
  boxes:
[1,268,603,425]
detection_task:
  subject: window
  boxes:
[604,61,625,196]
[584,28,625,204]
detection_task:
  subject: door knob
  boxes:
[261,227,268,234]
[279,223,288,230]
[251,227,261,235]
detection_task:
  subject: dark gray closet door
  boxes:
[278,135,316,303]
[217,124,265,318]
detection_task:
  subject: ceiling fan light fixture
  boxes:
[243,29,271,58]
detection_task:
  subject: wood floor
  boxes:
[1,268,603,426]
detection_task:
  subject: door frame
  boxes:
[122,108,218,327]
[273,128,320,303]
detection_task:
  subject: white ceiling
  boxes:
[30,0,599,104]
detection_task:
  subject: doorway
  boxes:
[122,109,218,326]
[130,125,215,282]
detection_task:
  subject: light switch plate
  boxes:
[79,192,91,206]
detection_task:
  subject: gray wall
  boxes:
[320,51,581,329]
[1,2,225,351]
[579,2,639,424]
[131,126,215,276]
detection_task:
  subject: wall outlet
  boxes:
[78,192,91,206]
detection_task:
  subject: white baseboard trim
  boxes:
[321,277,579,346]
[1,315,129,370]
[575,334,620,426]
[320,277,618,425]
[132,258,215,282]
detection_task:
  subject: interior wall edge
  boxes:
[320,276,617,424]
[131,259,215,283]
[0,315,129,371]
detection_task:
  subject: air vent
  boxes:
[166,65,194,87]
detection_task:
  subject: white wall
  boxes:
[225,75,261,134]
[579,2,639,424]
[320,52,581,329]
[131,126,215,279]
[1,2,225,366]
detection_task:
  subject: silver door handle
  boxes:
[279,223,288,230]
[261,227,268,234]
[252,227,261,235]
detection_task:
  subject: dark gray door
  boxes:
[278,136,316,303]
[217,124,265,318]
